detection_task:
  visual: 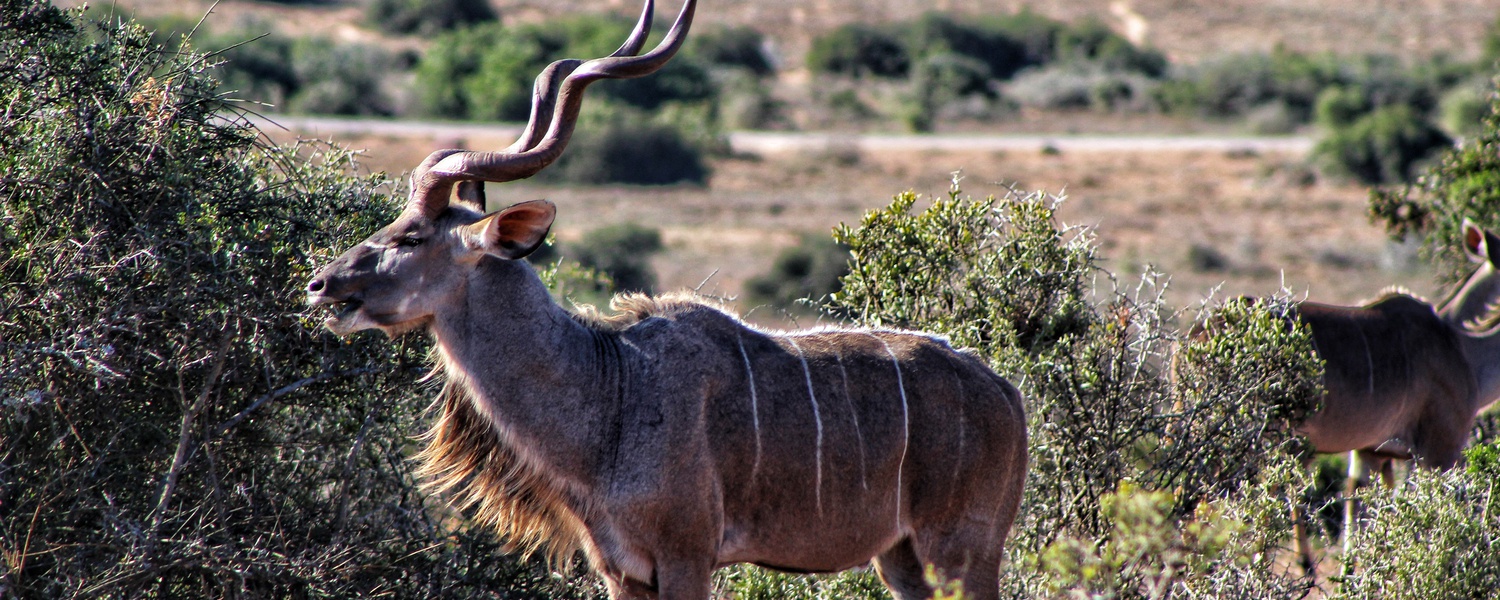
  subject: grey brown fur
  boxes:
[304,3,1028,597]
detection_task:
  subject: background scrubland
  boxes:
[4,0,1500,598]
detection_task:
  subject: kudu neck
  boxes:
[1438,264,1500,327]
[429,257,620,478]
[1459,325,1500,414]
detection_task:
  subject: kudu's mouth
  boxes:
[307,292,364,330]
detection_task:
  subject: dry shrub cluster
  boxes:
[0,3,602,597]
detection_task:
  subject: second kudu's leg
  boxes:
[1341,449,1399,564]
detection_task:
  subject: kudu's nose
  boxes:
[307,279,325,294]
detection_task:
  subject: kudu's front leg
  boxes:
[654,560,714,600]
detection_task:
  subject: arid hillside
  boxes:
[74,0,1498,66]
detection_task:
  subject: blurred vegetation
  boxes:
[365,0,497,37]
[1370,80,1500,277]
[413,16,715,121]
[560,223,665,295]
[1314,104,1452,185]
[0,3,605,597]
[536,107,713,186]
[84,9,402,117]
[690,24,776,78]
[743,235,850,316]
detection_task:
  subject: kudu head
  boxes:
[1438,219,1500,328]
[305,0,694,337]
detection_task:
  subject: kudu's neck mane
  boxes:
[413,257,716,562]
[415,257,606,563]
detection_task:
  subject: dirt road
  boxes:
[249,115,1314,155]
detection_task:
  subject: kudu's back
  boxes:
[1295,295,1476,468]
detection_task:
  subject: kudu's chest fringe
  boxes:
[412,372,589,564]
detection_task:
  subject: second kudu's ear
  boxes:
[1462,219,1500,266]
[470,199,556,260]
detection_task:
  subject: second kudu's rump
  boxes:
[305,1,1029,598]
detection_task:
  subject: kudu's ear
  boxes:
[1462,219,1500,266]
[470,199,556,260]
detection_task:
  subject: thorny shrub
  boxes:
[1333,443,1500,599]
[819,179,1321,598]
[0,3,604,598]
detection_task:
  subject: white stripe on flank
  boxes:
[736,334,763,481]
[788,338,825,517]
[1356,322,1375,401]
[952,370,967,503]
[874,334,910,531]
[836,353,869,491]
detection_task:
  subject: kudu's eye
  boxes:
[397,236,424,248]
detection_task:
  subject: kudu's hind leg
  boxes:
[873,539,932,600]
[911,528,1004,600]
[1341,449,1387,562]
[1291,501,1317,578]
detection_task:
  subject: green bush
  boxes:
[1055,17,1167,77]
[564,223,664,294]
[284,37,396,115]
[1333,443,1500,599]
[1038,465,1311,599]
[900,52,999,131]
[1315,85,1373,128]
[1438,80,1493,139]
[1370,80,1500,278]
[902,12,1028,81]
[1156,50,1343,121]
[538,115,711,186]
[1315,104,1452,185]
[1006,63,1158,112]
[416,16,717,122]
[713,566,889,600]
[365,0,497,37]
[806,23,910,78]
[978,9,1066,69]
[155,22,399,116]
[689,25,775,77]
[0,5,607,597]
[744,235,850,315]
[200,26,301,109]
[829,183,1322,599]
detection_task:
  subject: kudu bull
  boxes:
[304,2,1028,598]
[1198,222,1500,572]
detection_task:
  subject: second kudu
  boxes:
[1199,222,1500,571]
[304,2,1028,598]
[1298,222,1500,474]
